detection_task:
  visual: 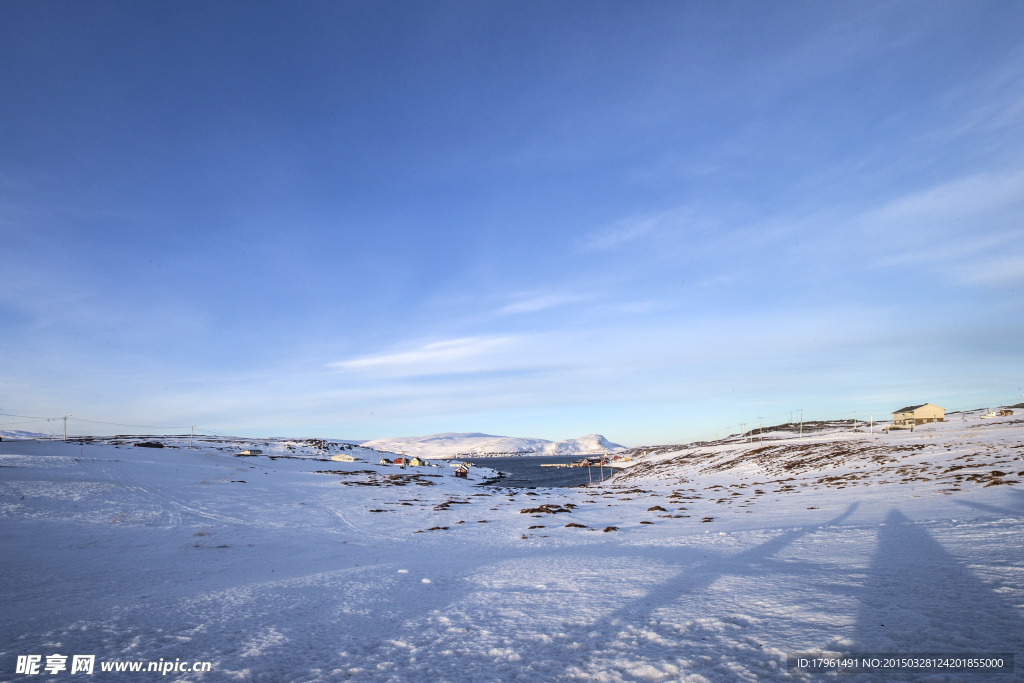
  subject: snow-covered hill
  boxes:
[14,433,377,460]
[613,406,1024,503]
[360,432,625,458]
[0,429,47,440]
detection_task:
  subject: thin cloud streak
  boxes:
[863,170,1024,226]
[956,254,1024,286]
[328,337,519,376]
[583,213,663,251]
[498,294,582,315]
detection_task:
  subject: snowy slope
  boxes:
[616,408,1024,501]
[28,433,376,459]
[0,430,47,440]
[1,411,1021,682]
[361,432,626,458]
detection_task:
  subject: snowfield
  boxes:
[1,411,1022,682]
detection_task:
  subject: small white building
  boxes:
[331,453,356,462]
[892,403,945,427]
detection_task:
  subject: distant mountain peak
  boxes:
[360,432,625,458]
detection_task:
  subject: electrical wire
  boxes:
[0,412,57,421]
[68,417,189,430]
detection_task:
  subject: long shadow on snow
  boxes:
[851,509,1023,675]
[953,486,1024,519]
[455,502,862,680]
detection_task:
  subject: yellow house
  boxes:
[331,453,356,462]
[409,457,427,466]
[892,403,945,426]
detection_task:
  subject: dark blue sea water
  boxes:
[463,455,617,488]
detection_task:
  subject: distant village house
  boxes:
[892,403,944,427]
[331,453,356,462]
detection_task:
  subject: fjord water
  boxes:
[465,455,616,488]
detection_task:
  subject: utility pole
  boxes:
[740,423,747,443]
[189,426,194,450]
[870,413,873,434]
[799,409,803,440]
[758,417,763,445]
[854,411,857,429]
[63,414,71,441]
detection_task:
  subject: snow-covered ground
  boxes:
[360,432,626,458]
[1,410,1022,681]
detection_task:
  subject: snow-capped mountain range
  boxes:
[360,432,625,458]
[0,429,50,441]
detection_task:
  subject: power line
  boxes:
[0,411,57,421]
[0,411,238,435]
[0,411,251,440]
[68,417,190,430]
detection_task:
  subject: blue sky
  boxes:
[1,1,1022,445]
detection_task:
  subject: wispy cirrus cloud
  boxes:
[862,170,1024,228]
[498,294,582,315]
[328,336,518,376]
[956,253,1024,286]
[857,169,1024,279]
[583,214,662,251]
